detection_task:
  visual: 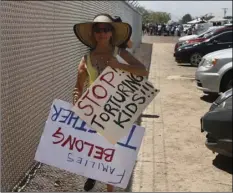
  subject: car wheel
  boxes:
[221,71,233,92]
[190,53,202,67]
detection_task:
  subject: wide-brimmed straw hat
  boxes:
[73,14,132,48]
[113,16,133,49]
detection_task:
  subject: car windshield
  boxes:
[197,27,224,38]
[203,31,215,38]
[197,29,213,38]
[203,27,225,39]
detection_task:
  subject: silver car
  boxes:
[195,48,232,94]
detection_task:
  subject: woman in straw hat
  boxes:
[73,13,148,192]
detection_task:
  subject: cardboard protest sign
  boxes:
[35,99,145,189]
[72,67,159,144]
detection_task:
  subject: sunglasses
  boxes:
[93,27,112,33]
[93,24,113,33]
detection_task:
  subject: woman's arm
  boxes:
[73,56,88,104]
[109,48,149,76]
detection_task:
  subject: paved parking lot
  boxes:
[131,35,232,192]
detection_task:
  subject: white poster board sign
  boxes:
[72,67,159,144]
[35,99,145,189]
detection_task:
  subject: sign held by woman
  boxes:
[72,67,159,144]
[35,99,145,189]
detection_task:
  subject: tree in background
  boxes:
[137,6,151,23]
[181,14,192,24]
[150,12,171,24]
[136,6,171,24]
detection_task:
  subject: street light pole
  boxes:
[222,8,228,18]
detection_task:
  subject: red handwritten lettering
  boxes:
[52,127,64,144]
[84,142,94,156]
[77,101,93,116]
[75,140,84,152]
[61,135,76,150]
[82,89,100,107]
[100,71,115,88]
[92,85,107,99]
[104,149,115,162]
[52,127,115,162]
[93,146,104,160]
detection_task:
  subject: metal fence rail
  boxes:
[0,1,142,191]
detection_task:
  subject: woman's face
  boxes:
[93,23,113,45]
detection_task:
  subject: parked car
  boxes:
[195,48,232,94]
[196,22,214,35]
[178,34,199,42]
[174,30,233,66]
[183,24,192,34]
[175,26,232,51]
[178,26,221,42]
[201,88,232,157]
[225,23,233,27]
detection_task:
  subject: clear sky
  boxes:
[138,1,232,21]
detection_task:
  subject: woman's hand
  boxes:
[73,88,82,105]
[73,95,80,105]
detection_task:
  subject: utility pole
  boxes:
[222,8,228,18]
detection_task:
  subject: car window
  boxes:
[214,27,232,36]
[198,27,216,38]
[204,31,215,38]
[215,32,233,42]
[198,30,210,38]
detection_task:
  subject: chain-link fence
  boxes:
[0,1,142,191]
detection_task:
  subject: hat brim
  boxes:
[73,22,132,48]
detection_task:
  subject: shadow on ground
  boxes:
[177,64,197,68]
[213,154,232,174]
[200,94,219,103]
[140,114,160,119]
